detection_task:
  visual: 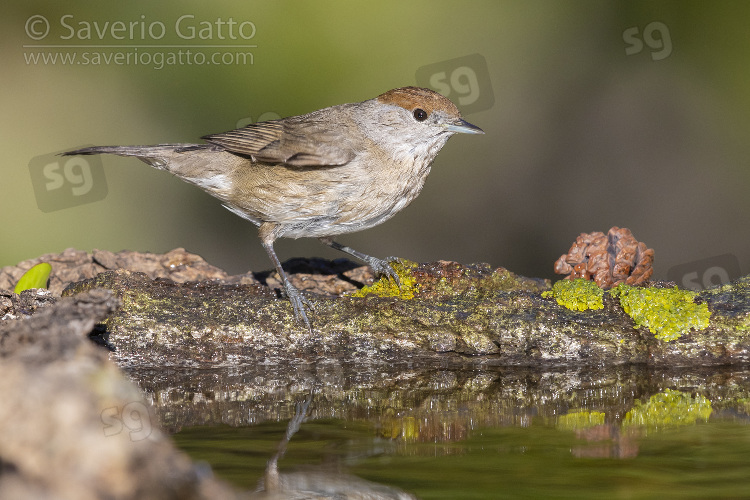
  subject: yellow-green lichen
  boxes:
[557,410,606,431]
[379,415,420,441]
[542,278,604,311]
[623,389,712,432]
[351,260,419,300]
[610,284,710,341]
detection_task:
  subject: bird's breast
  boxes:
[224,150,435,239]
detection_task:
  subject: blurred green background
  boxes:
[3,1,749,283]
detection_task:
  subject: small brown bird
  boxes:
[64,87,483,330]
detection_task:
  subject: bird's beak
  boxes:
[444,118,484,134]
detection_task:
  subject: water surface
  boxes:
[131,364,750,498]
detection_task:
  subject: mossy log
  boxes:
[60,259,750,368]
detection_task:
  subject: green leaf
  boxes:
[14,262,52,294]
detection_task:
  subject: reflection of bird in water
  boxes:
[255,392,417,499]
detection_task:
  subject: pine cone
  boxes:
[554,227,654,288]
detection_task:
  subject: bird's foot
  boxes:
[365,256,403,288]
[282,281,315,332]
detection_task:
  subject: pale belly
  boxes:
[224,158,431,239]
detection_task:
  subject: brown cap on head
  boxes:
[376,86,461,116]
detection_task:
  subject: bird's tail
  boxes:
[61,144,208,170]
[62,143,234,199]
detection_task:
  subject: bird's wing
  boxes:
[201,118,357,167]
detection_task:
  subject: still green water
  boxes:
[162,366,750,499]
[174,417,750,498]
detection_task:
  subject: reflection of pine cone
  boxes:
[554,227,654,288]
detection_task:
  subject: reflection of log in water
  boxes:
[142,363,750,453]
[256,391,417,499]
[559,389,714,459]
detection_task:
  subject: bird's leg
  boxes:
[318,237,402,287]
[264,391,313,493]
[260,226,313,332]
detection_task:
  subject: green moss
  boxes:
[623,389,712,432]
[542,278,604,311]
[610,284,710,341]
[351,260,419,300]
[14,262,52,294]
[557,410,606,431]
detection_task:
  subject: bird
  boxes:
[63,86,484,330]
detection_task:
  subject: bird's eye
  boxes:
[413,108,428,122]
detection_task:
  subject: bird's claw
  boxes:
[283,282,314,332]
[367,256,403,288]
